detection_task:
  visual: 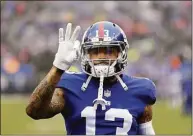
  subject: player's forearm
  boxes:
[138,105,152,123]
[26,66,64,119]
[138,105,155,135]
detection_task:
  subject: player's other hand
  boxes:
[53,23,81,70]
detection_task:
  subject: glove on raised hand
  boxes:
[53,23,81,70]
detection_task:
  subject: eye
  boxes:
[88,48,98,55]
[107,47,120,55]
[107,48,113,55]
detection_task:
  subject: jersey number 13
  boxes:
[81,106,133,135]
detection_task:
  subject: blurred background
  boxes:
[1,1,192,135]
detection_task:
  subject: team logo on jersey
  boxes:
[104,89,111,97]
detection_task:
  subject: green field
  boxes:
[1,95,192,135]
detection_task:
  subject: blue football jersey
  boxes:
[56,72,156,135]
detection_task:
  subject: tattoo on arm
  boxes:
[26,66,64,119]
[46,89,65,118]
[138,105,153,123]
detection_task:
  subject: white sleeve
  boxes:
[139,120,155,135]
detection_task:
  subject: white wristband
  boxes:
[139,120,155,135]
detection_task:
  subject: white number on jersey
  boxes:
[81,106,133,135]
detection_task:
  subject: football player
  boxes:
[26,21,156,135]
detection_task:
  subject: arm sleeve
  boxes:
[56,73,70,89]
[145,80,156,105]
[134,78,157,106]
[56,78,66,89]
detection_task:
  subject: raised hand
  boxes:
[53,23,81,70]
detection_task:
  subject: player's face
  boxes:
[88,46,119,65]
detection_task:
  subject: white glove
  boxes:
[53,23,81,70]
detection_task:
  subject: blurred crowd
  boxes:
[1,1,192,114]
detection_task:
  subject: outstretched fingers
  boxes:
[65,23,72,40]
[59,23,81,44]
[59,28,64,43]
[70,26,81,42]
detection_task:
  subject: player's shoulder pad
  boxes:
[123,75,156,89]
[129,76,157,105]
[139,77,156,105]
[56,71,86,90]
[60,70,84,80]
[140,77,156,91]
